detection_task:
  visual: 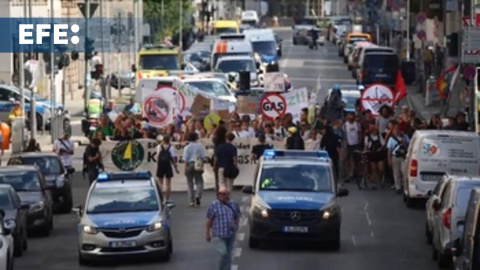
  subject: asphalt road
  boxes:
[15,30,437,270]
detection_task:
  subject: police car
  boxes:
[73,171,175,265]
[242,150,349,250]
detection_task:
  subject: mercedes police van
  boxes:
[242,150,349,250]
[74,171,175,265]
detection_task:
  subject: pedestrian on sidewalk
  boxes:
[24,138,41,152]
[206,185,241,270]
[156,135,179,202]
[183,132,206,207]
[53,132,75,172]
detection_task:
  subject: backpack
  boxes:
[392,137,407,158]
[194,146,204,172]
[158,145,172,164]
[368,136,382,152]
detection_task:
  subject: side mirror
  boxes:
[72,205,83,216]
[20,204,30,210]
[257,69,263,74]
[242,185,254,194]
[165,200,176,209]
[338,188,349,197]
[131,64,137,72]
[255,62,260,69]
[426,190,433,197]
[181,63,187,70]
[432,199,442,211]
[446,238,462,257]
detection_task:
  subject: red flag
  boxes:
[394,70,407,105]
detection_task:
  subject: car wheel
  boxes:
[13,236,22,257]
[168,233,173,254]
[249,236,260,249]
[425,223,433,244]
[438,252,452,268]
[78,250,90,266]
[7,254,13,270]
[22,230,28,250]
[40,222,50,237]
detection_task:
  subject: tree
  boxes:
[144,0,193,43]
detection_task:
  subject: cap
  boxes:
[287,126,297,133]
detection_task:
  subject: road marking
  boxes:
[365,212,372,226]
[233,247,242,257]
[363,201,369,211]
[371,231,374,237]
[236,233,245,241]
[232,265,239,270]
[351,235,357,246]
[239,217,248,227]
[240,205,248,213]
[280,41,294,68]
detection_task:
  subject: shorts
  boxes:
[156,164,173,179]
[347,144,362,161]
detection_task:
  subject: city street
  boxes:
[15,30,437,270]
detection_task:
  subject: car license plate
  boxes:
[283,226,308,233]
[109,241,137,248]
[421,174,443,181]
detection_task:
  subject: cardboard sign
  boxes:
[190,95,211,115]
[217,110,230,120]
[236,96,259,114]
[264,72,285,92]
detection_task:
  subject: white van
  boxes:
[403,130,480,207]
[211,34,254,68]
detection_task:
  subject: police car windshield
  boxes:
[0,189,13,209]
[87,186,159,214]
[217,59,255,73]
[139,54,179,70]
[0,171,41,192]
[19,157,63,175]
[259,164,332,192]
[252,41,276,56]
[186,81,231,96]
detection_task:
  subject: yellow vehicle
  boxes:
[213,20,240,35]
[136,45,184,82]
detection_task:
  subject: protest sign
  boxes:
[264,72,285,92]
[100,138,318,187]
[190,95,211,116]
[237,96,259,114]
[283,87,309,122]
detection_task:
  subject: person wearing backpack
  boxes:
[183,132,206,207]
[364,126,385,188]
[386,123,410,193]
[156,135,179,201]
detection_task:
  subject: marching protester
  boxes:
[205,185,241,270]
[386,123,409,193]
[285,126,305,150]
[343,112,362,182]
[319,124,341,184]
[251,134,272,161]
[364,126,385,188]
[212,121,228,191]
[156,135,180,202]
[183,132,206,207]
[214,133,238,192]
[83,138,103,186]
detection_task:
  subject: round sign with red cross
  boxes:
[143,91,176,127]
[260,93,287,120]
[155,85,186,116]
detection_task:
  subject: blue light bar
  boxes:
[263,150,330,160]
[96,171,152,182]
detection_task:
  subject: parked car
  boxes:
[356,52,400,87]
[0,185,27,257]
[431,175,480,268]
[7,153,73,213]
[0,166,54,236]
[425,176,450,245]
[0,209,14,270]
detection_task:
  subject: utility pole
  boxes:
[134,0,138,65]
[179,0,183,50]
[50,0,56,144]
[100,0,105,70]
[472,0,479,132]
[28,0,36,137]
[406,0,410,61]
[84,0,91,111]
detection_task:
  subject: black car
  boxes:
[357,52,400,87]
[0,184,28,257]
[0,166,54,236]
[7,153,73,213]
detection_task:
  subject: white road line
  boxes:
[236,233,245,241]
[233,247,242,257]
[240,205,248,213]
[370,231,374,237]
[365,212,372,226]
[232,265,239,270]
[363,201,369,211]
[280,42,294,68]
[239,217,248,227]
[351,235,357,246]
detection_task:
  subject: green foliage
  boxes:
[144,0,193,41]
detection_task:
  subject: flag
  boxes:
[394,70,407,105]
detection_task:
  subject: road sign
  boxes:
[77,3,99,18]
[144,94,172,127]
[156,85,186,116]
[464,65,476,80]
[463,27,480,63]
[360,84,394,116]
[264,72,285,92]
[260,93,287,120]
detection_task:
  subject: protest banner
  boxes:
[283,87,309,122]
[100,138,318,187]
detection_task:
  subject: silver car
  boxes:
[425,176,450,245]
[74,171,175,266]
[431,175,480,268]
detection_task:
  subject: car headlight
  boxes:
[29,201,44,213]
[253,199,270,218]
[321,205,339,220]
[56,176,65,188]
[82,225,99,235]
[147,221,163,232]
[4,220,16,230]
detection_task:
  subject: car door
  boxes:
[436,183,453,248]
[0,87,14,122]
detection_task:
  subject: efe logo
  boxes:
[18,24,80,45]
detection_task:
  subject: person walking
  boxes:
[285,126,305,150]
[206,186,241,270]
[386,123,409,193]
[309,27,318,50]
[83,138,103,186]
[214,133,238,192]
[251,134,272,161]
[156,135,179,201]
[53,132,75,171]
[183,132,206,207]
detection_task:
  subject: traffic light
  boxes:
[85,38,95,60]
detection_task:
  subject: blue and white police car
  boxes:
[74,171,175,265]
[242,150,349,250]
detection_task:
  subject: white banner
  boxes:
[284,87,309,122]
[99,138,318,187]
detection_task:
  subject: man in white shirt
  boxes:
[53,133,75,171]
[236,120,255,138]
[342,113,362,181]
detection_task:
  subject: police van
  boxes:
[74,171,175,265]
[211,34,254,69]
[242,150,349,250]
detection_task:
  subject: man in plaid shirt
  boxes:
[206,186,241,270]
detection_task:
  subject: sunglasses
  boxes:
[218,192,228,195]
